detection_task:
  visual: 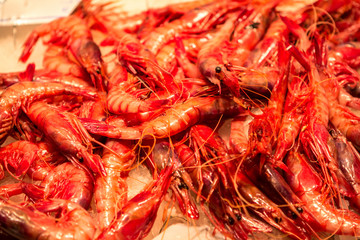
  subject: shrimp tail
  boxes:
[19,32,40,62]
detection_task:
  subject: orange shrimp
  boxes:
[0,199,96,240]
[95,139,136,230]
[116,33,178,94]
[0,81,98,142]
[82,96,246,139]
[21,162,93,209]
[229,113,252,156]
[42,45,88,79]
[142,0,243,55]
[96,166,173,240]
[197,12,242,94]
[25,101,105,176]
[107,81,169,114]
[285,149,360,236]
[20,15,92,63]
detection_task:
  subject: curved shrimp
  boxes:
[285,149,360,236]
[116,33,178,94]
[82,96,246,139]
[19,15,92,62]
[25,101,105,176]
[42,45,88,79]
[151,142,199,220]
[333,130,360,210]
[95,139,136,230]
[142,0,243,55]
[96,166,173,240]
[107,81,169,114]
[0,140,43,179]
[0,81,98,142]
[0,199,95,240]
[22,162,94,209]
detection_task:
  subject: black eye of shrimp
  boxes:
[215,66,222,73]
[274,217,282,224]
[296,207,303,214]
[178,182,188,190]
[228,216,235,225]
[247,22,260,29]
[290,211,298,220]
[96,69,101,74]
[235,214,242,221]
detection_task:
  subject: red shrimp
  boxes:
[285,149,360,236]
[0,140,42,179]
[227,2,278,68]
[333,130,360,210]
[20,15,106,91]
[0,199,96,240]
[42,45,88,79]
[229,113,252,156]
[81,96,246,139]
[95,139,136,230]
[270,74,310,167]
[25,101,105,176]
[248,43,290,159]
[175,143,272,238]
[19,15,92,62]
[21,162,94,209]
[197,12,243,94]
[233,170,311,240]
[107,81,169,114]
[0,81,97,142]
[116,33,178,94]
[142,0,243,55]
[329,99,360,149]
[96,166,173,240]
[151,142,199,220]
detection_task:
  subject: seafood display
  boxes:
[1,0,360,239]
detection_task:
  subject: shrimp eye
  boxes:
[296,207,303,213]
[235,214,242,221]
[228,216,235,225]
[290,212,298,219]
[215,66,222,73]
[274,217,282,223]
[96,69,101,74]
[178,182,188,190]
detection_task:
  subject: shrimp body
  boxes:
[22,162,94,209]
[43,45,88,79]
[285,150,360,235]
[0,199,95,240]
[0,81,97,142]
[84,96,245,139]
[107,84,168,114]
[95,139,136,230]
[20,15,92,62]
[25,101,105,176]
[97,166,173,240]
[143,1,242,54]
[0,140,41,179]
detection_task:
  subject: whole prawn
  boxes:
[82,96,246,139]
[25,100,105,176]
[0,199,96,240]
[95,139,136,230]
[142,0,243,54]
[0,81,97,142]
[96,166,173,240]
[22,162,94,209]
[285,149,360,236]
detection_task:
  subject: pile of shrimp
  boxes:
[1,0,360,239]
